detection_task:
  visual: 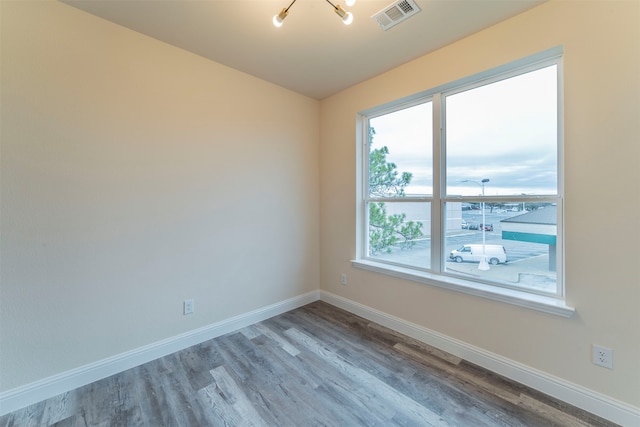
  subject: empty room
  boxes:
[1,0,638,425]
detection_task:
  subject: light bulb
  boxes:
[345,0,356,6]
[334,5,353,25]
[273,8,288,27]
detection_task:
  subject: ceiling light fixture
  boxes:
[273,0,355,27]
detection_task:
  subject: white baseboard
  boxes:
[319,290,640,427]
[0,290,320,416]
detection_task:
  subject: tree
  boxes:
[368,128,423,254]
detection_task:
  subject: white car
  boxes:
[449,244,507,265]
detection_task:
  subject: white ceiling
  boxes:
[62,0,545,100]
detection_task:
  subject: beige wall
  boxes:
[2,0,639,413]
[320,0,640,407]
[0,1,319,391]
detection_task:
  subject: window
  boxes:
[356,48,569,314]
[366,101,432,269]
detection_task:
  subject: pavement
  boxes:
[445,254,557,293]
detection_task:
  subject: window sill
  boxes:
[351,259,575,318]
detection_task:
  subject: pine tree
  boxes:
[368,128,423,254]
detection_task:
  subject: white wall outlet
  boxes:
[592,345,613,369]
[183,299,195,315]
[340,273,347,285]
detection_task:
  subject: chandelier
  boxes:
[273,0,356,27]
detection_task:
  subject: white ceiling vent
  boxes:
[371,0,421,31]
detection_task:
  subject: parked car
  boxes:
[461,220,469,229]
[480,223,494,231]
[467,223,479,230]
[449,244,507,265]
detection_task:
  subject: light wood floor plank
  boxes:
[200,366,267,427]
[285,327,449,426]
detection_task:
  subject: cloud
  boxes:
[369,65,558,197]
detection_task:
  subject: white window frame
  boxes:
[354,47,574,317]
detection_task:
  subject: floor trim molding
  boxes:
[319,290,639,427]
[0,290,320,416]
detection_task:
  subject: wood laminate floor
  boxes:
[0,301,618,426]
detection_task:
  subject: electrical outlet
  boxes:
[592,345,613,369]
[183,299,195,315]
[340,273,347,285]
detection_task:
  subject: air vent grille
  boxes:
[371,0,421,31]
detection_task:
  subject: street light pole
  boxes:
[479,178,490,271]
[462,178,490,270]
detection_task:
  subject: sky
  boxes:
[369,65,558,197]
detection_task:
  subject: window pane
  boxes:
[368,201,430,269]
[446,66,557,196]
[444,202,558,294]
[369,102,432,197]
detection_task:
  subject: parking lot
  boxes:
[370,209,557,293]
